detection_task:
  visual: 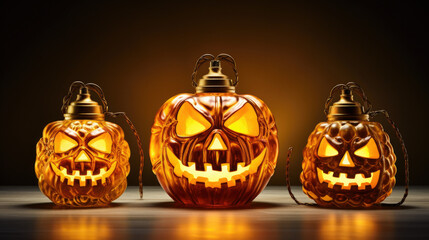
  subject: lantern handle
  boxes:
[285,147,317,206]
[369,110,409,206]
[191,54,215,87]
[85,83,109,113]
[61,81,109,114]
[61,81,85,114]
[216,53,239,86]
[191,53,239,87]
[324,82,372,115]
[106,112,145,200]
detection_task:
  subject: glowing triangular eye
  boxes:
[318,137,339,157]
[176,102,211,137]
[224,103,259,137]
[354,138,380,159]
[54,132,78,153]
[88,132,112,153]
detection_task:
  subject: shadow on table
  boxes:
[17,202,123,210]
[144,201,284,210]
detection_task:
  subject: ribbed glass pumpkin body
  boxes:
[35,120,130,207]
[150,92,279,207]
[301,121,396,208]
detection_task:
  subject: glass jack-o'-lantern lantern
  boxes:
[288,82,408,208]
[150,54,279,207]
[35,81,144,207]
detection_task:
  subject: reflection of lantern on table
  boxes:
[35,81,144,207]
[150,54,279,207]
[287,82,408,208]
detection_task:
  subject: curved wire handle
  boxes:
[285,147,316,206]
[324,82,372,115]
[61,81,144,199]
[106,112,144,199]
[191,54,215,87]
[191,53,239,87]
[369,110,409,206]
[216,53,239,86]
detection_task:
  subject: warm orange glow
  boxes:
[208,133,227,151]
[317,168,380,190]
[36,120,130,207]
[355,138,380,159]
[302,121,397,207]
[317,137,338,157]
[54,132,78,153]
[151,211,277,240]
[88,132,112,153]
[176,102,211,137]
[150,93,279,207]
[224,103,259,137]
[75,150,91,162]
[313,213,380,240]
[51,162,117,187]
[167,147,266,188]
[339,151,355,167]
[37,216,123,240]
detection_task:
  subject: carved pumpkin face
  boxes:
[301,121,397,208]
[150,93,279,207]
[35,120,130,207]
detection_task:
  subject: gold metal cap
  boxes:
[327,89,369,121]
[196,60,236,93]
[64,87,105,120]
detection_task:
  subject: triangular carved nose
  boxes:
[75,150,91,162]
[208,133,227,151]
[339,151,355,167]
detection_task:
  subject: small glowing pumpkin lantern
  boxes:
[35,81,144,207]
[289,82,408,208]
[150,54,279,207]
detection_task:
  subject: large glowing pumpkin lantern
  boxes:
[35,81,144,207]
[150,54,279,207]
[287,82,409,208]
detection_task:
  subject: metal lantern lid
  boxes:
[63,85,105,121]
[325,83,371,121]
[192,54,239,93]
[196,60,235,93]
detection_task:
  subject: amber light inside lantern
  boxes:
[167,100,266,188]
[224,103,259,137]
[316,136,381,190]
[166,147,266,188]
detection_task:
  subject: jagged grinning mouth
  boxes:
[166,147,266,188]
[50,162,117,187]
[317,168,380,190]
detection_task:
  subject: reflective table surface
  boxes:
[1,186,428,240]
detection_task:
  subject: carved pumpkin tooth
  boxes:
[91,179,97,186]
[204,163,212,171]
[79,177,86,187]
[227,180,237,187]
[67,178,74,186]
[221,163,230,172]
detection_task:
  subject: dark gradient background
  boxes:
[2,1,427,187]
